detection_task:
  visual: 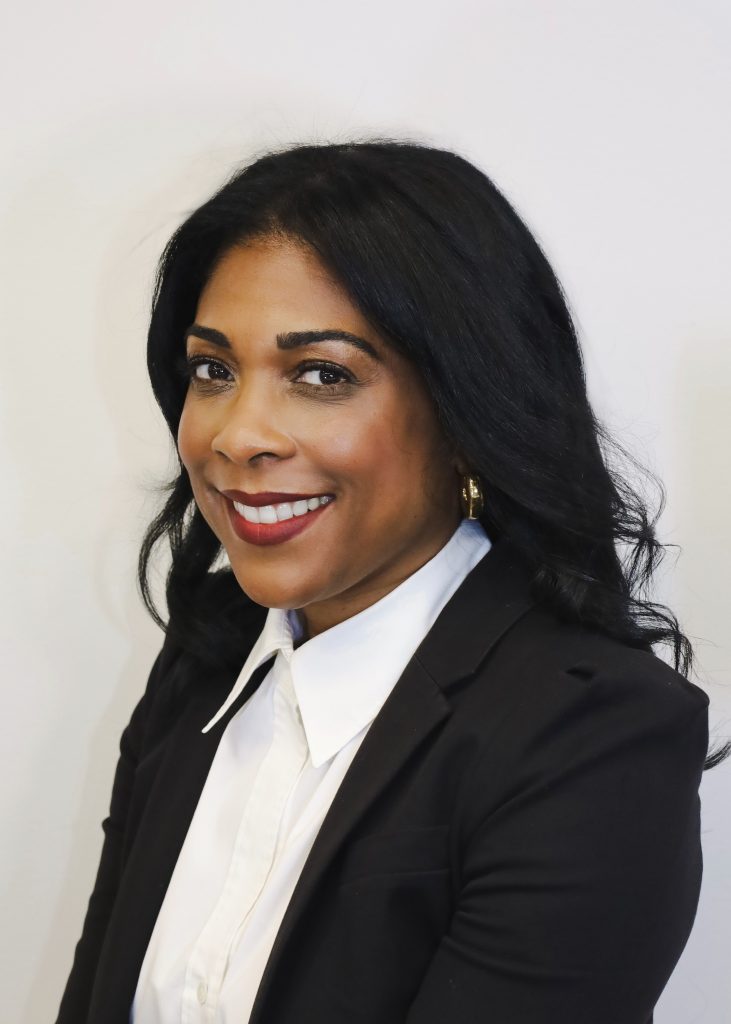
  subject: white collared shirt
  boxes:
[132,518,491,1023]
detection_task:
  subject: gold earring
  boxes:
[460,473,484,520]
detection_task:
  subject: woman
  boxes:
[55,140,727,1024]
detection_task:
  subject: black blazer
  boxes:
[56,536,709,1024]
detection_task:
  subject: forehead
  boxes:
[195,238,371,336]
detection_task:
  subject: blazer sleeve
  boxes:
[404,662,709,1024]
[54,639,175,1024]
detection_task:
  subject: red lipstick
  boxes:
[221,489,332,507]
[221,491,335,547]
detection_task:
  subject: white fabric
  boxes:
[132,518,491,1023]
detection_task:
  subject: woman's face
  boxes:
[177,236,465,638]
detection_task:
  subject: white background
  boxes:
[1,2,729,1020]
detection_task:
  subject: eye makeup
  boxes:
[175,352,357,396]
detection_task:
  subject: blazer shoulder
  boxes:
[456,607,710,845]
[502,604,709,713]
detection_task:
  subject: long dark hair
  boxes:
[138,138,728,770]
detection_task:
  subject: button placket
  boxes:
[184,649,310,1010]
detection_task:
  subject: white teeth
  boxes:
[232,495,333,524]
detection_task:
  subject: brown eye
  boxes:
[295,361,353,388]
[187,357,233,382]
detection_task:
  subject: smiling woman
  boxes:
[56,140,728,1024]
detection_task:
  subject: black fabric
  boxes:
[55,536,707,1024]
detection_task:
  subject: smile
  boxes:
[224,494,335,547]
[232,495,333,523]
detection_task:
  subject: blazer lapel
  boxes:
[248,534,536,1024]
[87,652,275,1024]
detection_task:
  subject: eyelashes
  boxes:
[175,353,356,394]
[296,363,354,389]
[183,354,233,384]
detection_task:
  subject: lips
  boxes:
[222,492,335,547]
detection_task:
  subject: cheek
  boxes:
[326,397,439,495]
[176,400,206,474]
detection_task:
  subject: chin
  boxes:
[227,565,312,611]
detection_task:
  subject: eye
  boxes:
[294,361,353,389]
[185,355,233,383]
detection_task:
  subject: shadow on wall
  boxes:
[653,330,731,1023]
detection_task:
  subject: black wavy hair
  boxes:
[138,137,728,770]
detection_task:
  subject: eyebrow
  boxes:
[183,324,382,362]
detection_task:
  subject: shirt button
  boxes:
[197,980,208,1005]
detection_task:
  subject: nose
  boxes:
[211,381,296,465]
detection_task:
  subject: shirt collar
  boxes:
[202,518,491,767]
